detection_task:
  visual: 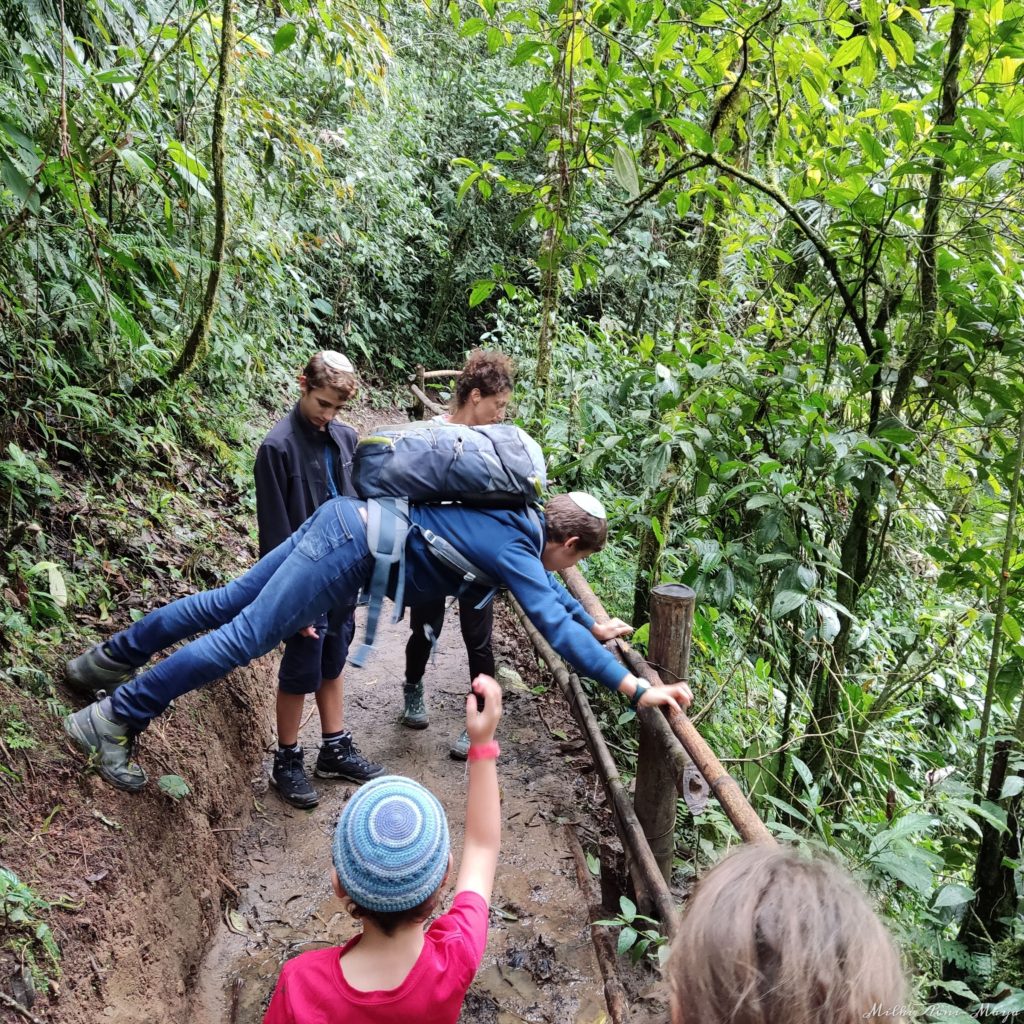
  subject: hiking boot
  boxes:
[63,697,147,792]
[314,732,384,783]
[65,643,136,698]
[270,746,319,808]
[449,728,471,762]
[399,680,429,730]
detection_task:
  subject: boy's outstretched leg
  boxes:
[63,697,147,791]
[65,643,136,698]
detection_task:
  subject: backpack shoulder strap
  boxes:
[349,497,409,667]
[526,506,543,553]
[419,528,500,613]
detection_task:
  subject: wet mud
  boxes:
[189,604,610,1024]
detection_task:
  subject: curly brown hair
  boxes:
[454,349,515,408]
[668,844,907,1024]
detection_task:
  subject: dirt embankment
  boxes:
[0,447,283,1024]
[1,395,418,1023]
[3,659,277,1024]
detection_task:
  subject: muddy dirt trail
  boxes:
[188,603,611,1024]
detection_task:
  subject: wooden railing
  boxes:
[409,365,458,418]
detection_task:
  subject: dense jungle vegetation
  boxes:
[1,0,1023,1016]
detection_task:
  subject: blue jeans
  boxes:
[107,499,372,731]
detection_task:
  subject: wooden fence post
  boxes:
[633,584,695,886]
[412,364,426,419]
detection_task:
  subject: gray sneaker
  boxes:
[66,643,136,698]
[449,728,471,761]
[63,697,147,792]
[399,680,429,730]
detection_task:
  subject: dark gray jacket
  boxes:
[254,404,358,557]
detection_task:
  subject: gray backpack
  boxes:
[353,421,546,506]
[348,422,546,667]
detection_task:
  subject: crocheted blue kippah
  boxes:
[333,775,450,913]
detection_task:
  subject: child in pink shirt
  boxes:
[263,674,503,1024]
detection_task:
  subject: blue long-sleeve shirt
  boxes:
[404,505,625,693]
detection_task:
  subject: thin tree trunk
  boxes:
[632,484,678,626]
[974,406,1024,792]
[165,0,234,386]
[958,687,1024,951]
[801,4,970,775]
[533,7,576,423]
[630,91,742,622]
[891,3,970,413]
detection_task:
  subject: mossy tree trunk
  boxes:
[165,0,234,386]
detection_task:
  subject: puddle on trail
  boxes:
[189,609,609,1024]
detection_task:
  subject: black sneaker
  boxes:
[314,732,384,783]
[270,747,319,808]
[66,643,136,698]
[63,697,147,792]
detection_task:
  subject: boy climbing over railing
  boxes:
[262,673,503,1024]
[62,491,693,791]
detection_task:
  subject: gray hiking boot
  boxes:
[66,643,136,698]
[399,680,429,730]
[63,697,147,792]
[449,728,471,761]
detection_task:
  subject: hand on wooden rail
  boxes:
[591,617,633,642]
[619,672,693,712]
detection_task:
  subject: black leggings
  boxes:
[405,596,495,686]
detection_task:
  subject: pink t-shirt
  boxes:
[263,891,489,1024]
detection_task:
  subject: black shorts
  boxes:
[277,607,356,695]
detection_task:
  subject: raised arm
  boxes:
[454,674,502,905]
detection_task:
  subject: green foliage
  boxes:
[157,774,191,801]
[1,0,1023,1000]
[0,867,63,986]
[594,895,670,967]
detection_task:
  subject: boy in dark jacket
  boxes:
[253,350,382,807]
[63,493,694,792]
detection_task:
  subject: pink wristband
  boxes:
[467,741,500,762]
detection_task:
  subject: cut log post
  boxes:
[561,566,774,846]
[633,584,696,884]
